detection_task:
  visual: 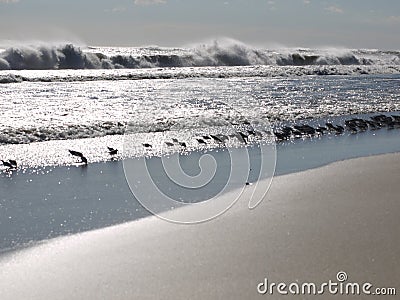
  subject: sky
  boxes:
[0,0,399,49]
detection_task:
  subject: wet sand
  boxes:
[0,153,399,299]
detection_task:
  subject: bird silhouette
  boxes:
[238,132,249,144]
[8,160,17,168]
[210,135,224,143]
[197,138,207,145]
[68,150,88,164]
[143,143,152,148]
[69,150,84,157]
[1,160,14,170]
[81,156,88,165]
[107,147,118,156]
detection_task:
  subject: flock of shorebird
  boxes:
[1,114,399,171]
[273,114,400,141]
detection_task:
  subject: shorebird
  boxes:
[81,156,88,165]
[247,129,256,136]
[315,126,327,134]
[196,138,207,145]
[143,143,152,149]
[69,150,84,158]
[68,150,88,164]
[392,115,400,122]
[351,118,368,131]
[294,125,316,135]
[345,120,358,133]
[202,135,211,140]
[210,135,224,143]
[326,123,344,134]
[371,115,393,127]
[336,125,345,134]
[365,120,380,129]
[8,160,17,168]
[238,132,249,144]
[1,160,14,170]
[107,147,118,156]
[274,131,290,141]
[281,126,293,134]
[179,142,187,148]
[165,142,174,147]
[172,138,179,143]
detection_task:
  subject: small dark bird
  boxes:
[238,132,248,144]
[69,150,88,164]
[326,123,344,134]
[1,160,13,169]
[143,143,152,148]
[336,125,345,133]
[165,142,174,147]
[365,120,380,129]
[179,142,187,148]
[247,129,256,136]
[294,125,316,135]
[281,127,293,134]
[315,126,327,134]
[107,147,118,156]
[274,132,288,141]
[210,134,224,143]
[81,156,88,165]
[392,115,400,121]
[197,138,207,145]
[69,150,84,158]
[8,160,17,168]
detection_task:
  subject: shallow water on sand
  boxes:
[1,126,400,252]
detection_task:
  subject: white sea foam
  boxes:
[0,40,399,73]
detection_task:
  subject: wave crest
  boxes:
[0,40,399,71]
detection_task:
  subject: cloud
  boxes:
[387,15,400,23]
[325,5,344,14]
[0,0,19,3]
[134,0,166,5]
[267,0,276,11]
[303,0,311,4]
[105,7,126,13]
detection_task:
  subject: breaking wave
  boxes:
[0,40,399,71]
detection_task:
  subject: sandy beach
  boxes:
[2,2,400,299]
[1,152,399,299]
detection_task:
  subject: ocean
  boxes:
[1,41,400,249]
[1,41,400,167]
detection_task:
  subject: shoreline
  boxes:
[1,152,399,299]
[1,123,400,251]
